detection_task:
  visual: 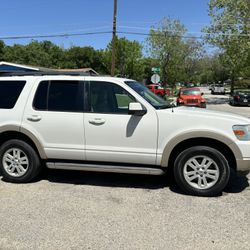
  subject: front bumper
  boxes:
[231,141,250,171]
[236,158,250,172]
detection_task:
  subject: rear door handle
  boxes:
[27,115,42,122]
[88,118,106,125]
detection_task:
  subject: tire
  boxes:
[0,139,41,183]
[174,146,230,196]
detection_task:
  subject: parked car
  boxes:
[211,84,225,95]
[177,87,206,108]
[145,84,167,97]
[229,89,250,106]
[0,72,249,197]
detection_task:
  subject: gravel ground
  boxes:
[0,94,250,250]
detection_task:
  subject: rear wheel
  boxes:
[174,146,230,196]
[0,140,41,183]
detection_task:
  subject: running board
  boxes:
[46,162,165,175]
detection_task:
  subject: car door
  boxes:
[22,79,86,160]
[83,80,158,165]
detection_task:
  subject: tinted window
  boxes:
[0,81,26,109]
[90,81,135,114]
[33,81,49,110]
[33,81,83,112]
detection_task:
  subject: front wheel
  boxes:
[174,146,230,196]
[0,140,41,183]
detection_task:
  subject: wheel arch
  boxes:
[0,130,46,159]
[161,132,241,171]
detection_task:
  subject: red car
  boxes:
[177,88,206,108]
[146,84,168,97]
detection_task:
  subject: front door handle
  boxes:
[88,118,106,125]
[27,115,42,122]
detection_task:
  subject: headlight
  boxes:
[233,125,250,141]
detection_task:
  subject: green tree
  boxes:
[147,17,188,86]
[104,37,144,80]
[0,40,5,61]
[204,0,250,90]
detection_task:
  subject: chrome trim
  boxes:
[46,162,165,175]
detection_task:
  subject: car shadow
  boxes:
[224,170,250,193]
[1,168,249,196]
[41,168,170,190]
[41,168,249,195]
[169,169,249,196]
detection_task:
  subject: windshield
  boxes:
[181,90,201,96]
[125,81,171,109]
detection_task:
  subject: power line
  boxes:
[0,30,249,41]
[0,31,112,40]
[117,31,204,39]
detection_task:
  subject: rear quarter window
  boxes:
[0,81,26,109]
[33,80,84,112]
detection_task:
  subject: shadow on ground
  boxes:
[1,167,248,196]
[40,168,249,196]
[42,168,169,190]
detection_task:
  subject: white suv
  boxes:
[0,73,249,196]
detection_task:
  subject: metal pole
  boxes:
[111,0,117,76]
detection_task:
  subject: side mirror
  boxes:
[128,102,147,116]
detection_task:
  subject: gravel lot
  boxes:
[0,94,250,250]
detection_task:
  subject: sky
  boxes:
[0,0,211,50]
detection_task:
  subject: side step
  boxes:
[46,162,165,175]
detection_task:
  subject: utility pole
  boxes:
[111,0,117,76]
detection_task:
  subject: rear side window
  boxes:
[33,80,83,112]
[0,81,26,109]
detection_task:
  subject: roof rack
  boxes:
[0,71,96,77]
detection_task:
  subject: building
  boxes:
[0,61,99,75]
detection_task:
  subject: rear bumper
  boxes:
[236,158,250,172]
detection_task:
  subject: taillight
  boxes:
[234,96,240,100]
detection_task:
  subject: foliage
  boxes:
[104,37,144,80]
[147,18,187,86]
[0,4,248,87]
[204,0,250,89]
[147,17,206,86]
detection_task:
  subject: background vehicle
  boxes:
[229,89,250,106]
[145,84,168,97]
[211,84,225,95]
[209,84,214,91]
[177,87,206,108]
[0,73,249,197]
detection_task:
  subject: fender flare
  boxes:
[160,130,242,167]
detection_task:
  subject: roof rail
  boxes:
[0,70,96,77]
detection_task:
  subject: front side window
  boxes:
[33,80,83,112]
[89,81,135,114]
[0,81,26,109]
[125,81,171,109]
